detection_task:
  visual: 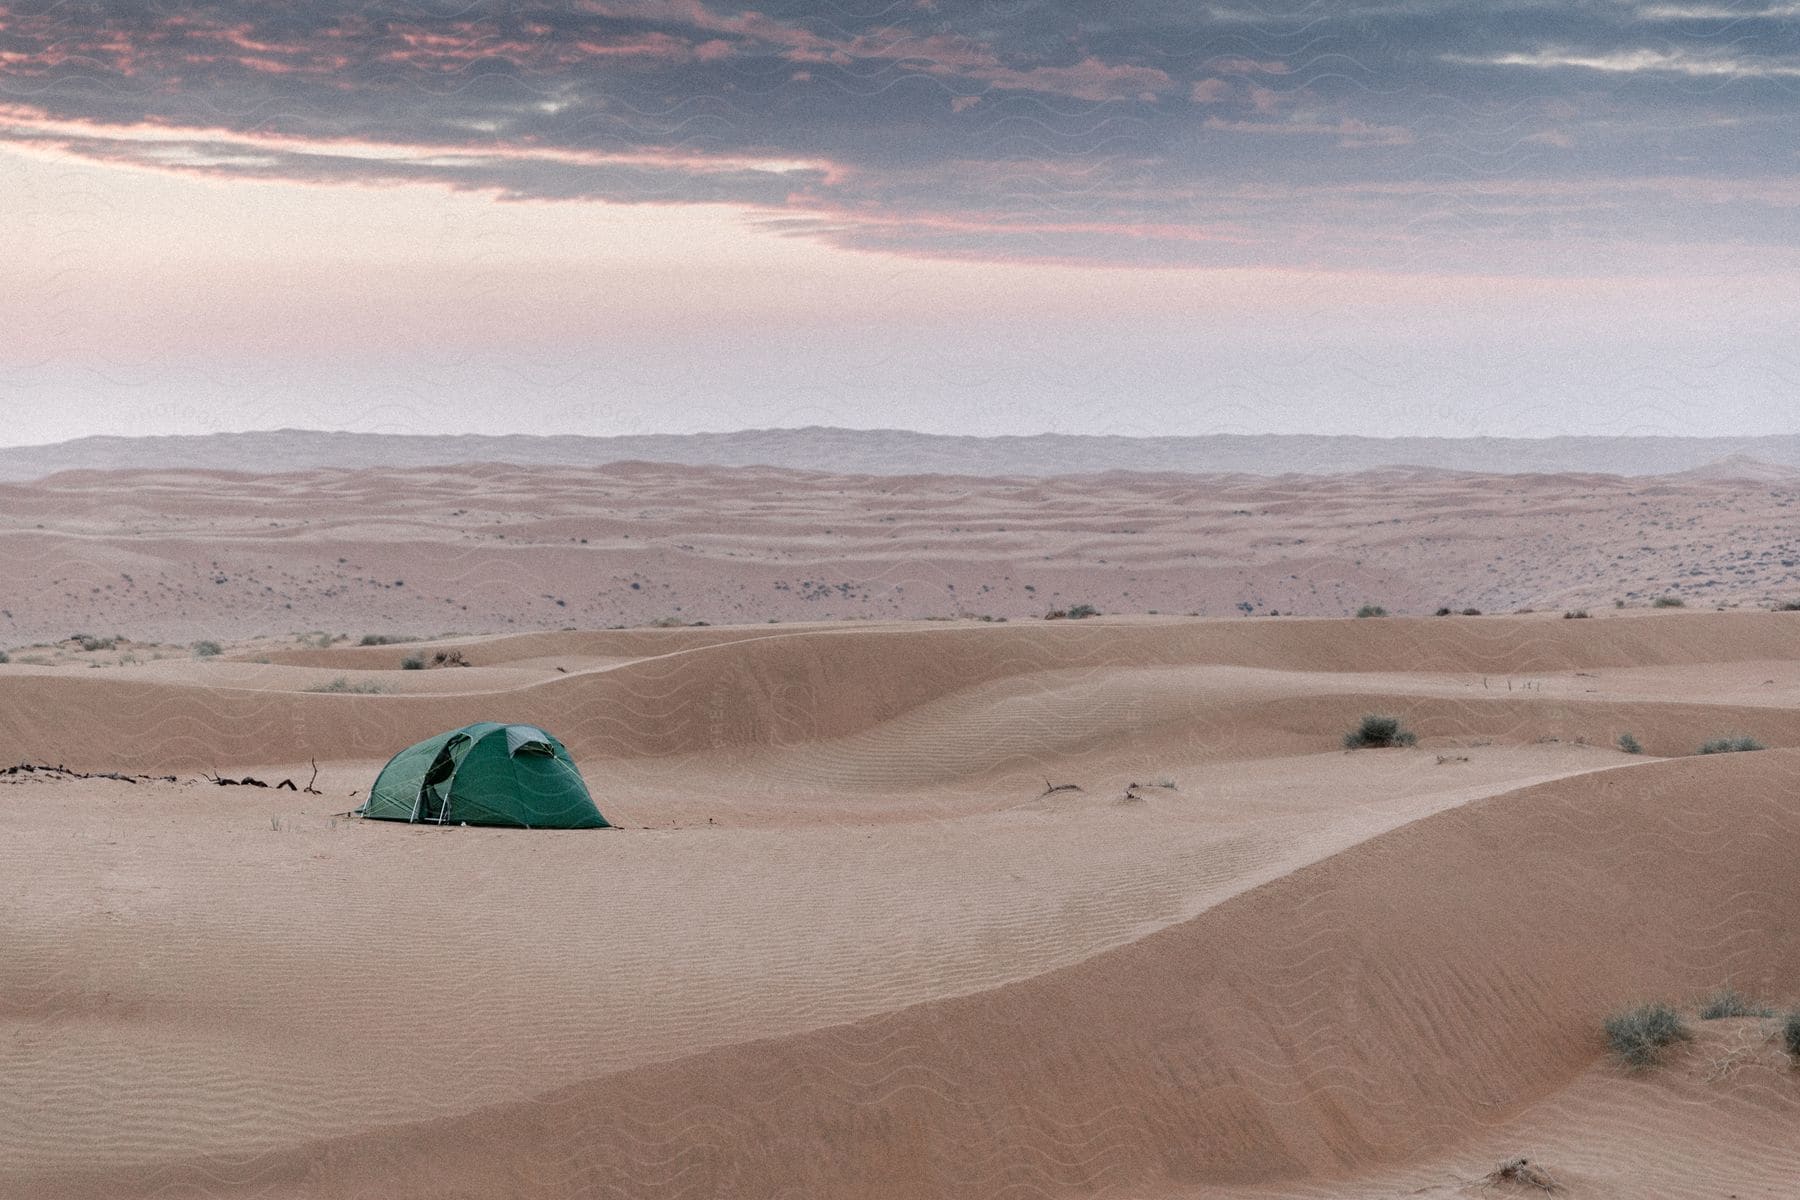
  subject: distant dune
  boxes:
[6,426,1800,481]
[4,459,1800,644]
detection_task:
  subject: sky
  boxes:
[2,0,1798,445]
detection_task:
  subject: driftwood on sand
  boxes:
[5,757,324,795]
[1,762,176,784]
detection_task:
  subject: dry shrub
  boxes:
[1485,1157,1560,1192]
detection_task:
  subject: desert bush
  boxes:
[192,640,222,658]
[1563,609,1590,619]
[1343,714,1417,750]
[1616,732,1643,755]
[306,676,386,694]
[1604,1002,1689,1067]
[1783,1012,1800,1058]
[1485,1157,1559,1193]
[358,633,418,646]
[1700,986,1772,1020]
[72,634,118,652]
[1652,595,1685,608]
[1698,735,1764,754]
[1434,606,1452,616]
[1066,603,1100,619]
[1354,604,1387,618]
[400,653,425,670]
[0,650,9,664]
[1775,599,1800,612]
[431,649,469,668]
[1461,607,1482,616]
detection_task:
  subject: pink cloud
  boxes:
[1190,79,1231,103]
[1248,86,1288,114]
[582,5,1173,101]
[1210,57,1290,75]
[982,55,1172,102]
[1204,116,1415,148]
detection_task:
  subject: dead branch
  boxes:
[1484,1157,1560,1193]
[205,770,270,788]
[3,761,175,784]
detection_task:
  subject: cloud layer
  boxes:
[2,0,1798,269]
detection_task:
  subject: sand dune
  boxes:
[6,607,1800,1198]
[229,749,1798,1200]
[5,460,1800,644]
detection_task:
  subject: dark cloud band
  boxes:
[2,0,1796,267]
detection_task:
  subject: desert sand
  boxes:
[4,460,1800,645]
[5,464,1800,1198]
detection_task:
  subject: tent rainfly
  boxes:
[359,722,608,829]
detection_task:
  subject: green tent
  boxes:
[359,722,609,829]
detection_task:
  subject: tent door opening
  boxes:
[413,734,469,824]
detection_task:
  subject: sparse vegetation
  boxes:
[1783,1012,1800,1058]
[1700,986,1772,1020]
[1616,732,1643,755]
[431,649,469,668]
[400,653,425,670]
[1697,735,1764,754]
[1462,607,1482,616]
[1652,595,1686,608]
[1604,1002,1689,1067]
[1775,599,1800,612]
[1562,609,1589,619]
[358,633,418,646]
[192,640,223,658]
[1434,607,1451,616]
[1485,1157,1560,1193]
[1354,604,1387,618]
[305,676,386,694]
[72,633,119,652]
[0,650,8,664]
[1043,604,1100,620]
[1343,714,1417,750]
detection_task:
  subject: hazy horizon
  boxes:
[11,422,1800,454]
[5,3,1798,444]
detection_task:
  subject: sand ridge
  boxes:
[6,607,1800,1197]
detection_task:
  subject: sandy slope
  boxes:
[5,460,1800,644]
[4,610,1800,1198]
